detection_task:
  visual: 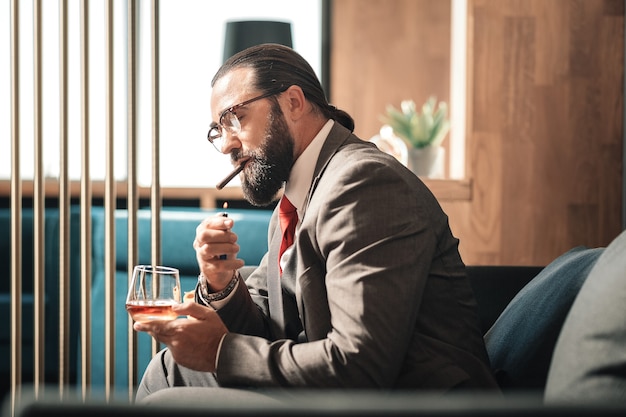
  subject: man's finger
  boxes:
[172,301,215,320]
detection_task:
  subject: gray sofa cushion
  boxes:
[545,230,626,403]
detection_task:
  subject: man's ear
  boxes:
[281,85,307,120]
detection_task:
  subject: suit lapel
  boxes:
[272,122,358,341]
[292,123,356,338]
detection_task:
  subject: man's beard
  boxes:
[233,103,295,207]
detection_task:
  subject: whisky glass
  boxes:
[126,265,181,323]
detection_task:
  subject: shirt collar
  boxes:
[284,119,334,215]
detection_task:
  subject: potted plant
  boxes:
[379,96,450,178]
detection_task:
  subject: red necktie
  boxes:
[278,196,298,273]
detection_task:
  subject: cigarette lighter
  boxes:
[220,202,228,260]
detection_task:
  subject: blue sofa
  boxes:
[0,206,272,397]
[0,208,83,395]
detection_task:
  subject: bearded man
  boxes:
[134,44,498,402]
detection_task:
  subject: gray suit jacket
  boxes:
[214,122,497,390]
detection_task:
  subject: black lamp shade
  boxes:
[223,20,293,62]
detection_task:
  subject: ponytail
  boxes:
[325,104,355,132]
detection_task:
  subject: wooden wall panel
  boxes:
[330,0,451,141]
[331,0,624,265]
[469,0,624,265]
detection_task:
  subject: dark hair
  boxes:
[212,43,355,132]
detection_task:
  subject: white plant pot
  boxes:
[408,146,445,178]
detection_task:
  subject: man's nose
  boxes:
[221,132,242,154]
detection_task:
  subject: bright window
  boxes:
[0,0,323,187]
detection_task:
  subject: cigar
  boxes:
[216,157,251,190]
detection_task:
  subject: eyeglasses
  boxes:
[207,88,286,153]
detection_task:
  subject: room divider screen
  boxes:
[8,0,163,411]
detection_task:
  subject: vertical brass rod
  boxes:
[10,0,22,412]
[33,0,46,398]
[104,0,116,401]
[127,0,139,400]
[79,0,93,398]
[150,0,162,358]
[58,0,69,395]
[58,0,72,398]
